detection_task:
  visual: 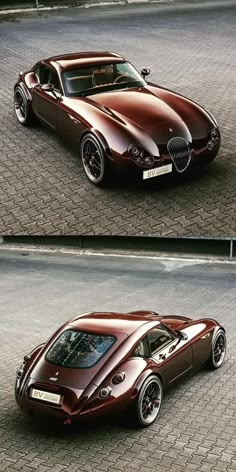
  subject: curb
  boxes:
[0,235,235,262]
[0,0,170,15]
[0,0,234,15]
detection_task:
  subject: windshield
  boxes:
[45,329,116,368]
[62,61,146,97]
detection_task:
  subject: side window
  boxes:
[132,336,149,358]
[34,65,60,90]
[148,325,174,355]
[48,69,60,91]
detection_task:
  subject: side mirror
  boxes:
[141,68,150,78]
[176,330,188,341]
[41,82,55,92]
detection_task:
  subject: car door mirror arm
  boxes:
[176,330,188,341]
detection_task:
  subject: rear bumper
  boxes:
[16,378,130,423]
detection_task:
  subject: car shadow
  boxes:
[6,363,224,440]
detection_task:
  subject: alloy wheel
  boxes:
[139,377,162,425]
[81,136,105,184]
[213,332,226,368]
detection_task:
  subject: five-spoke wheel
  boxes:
[134,375,162,427]
[80,133,109,185]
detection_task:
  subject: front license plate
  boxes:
[31,388,61,405]
[143,163,172,180]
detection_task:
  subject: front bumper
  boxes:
[110,137,220,179]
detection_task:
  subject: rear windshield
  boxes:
[46,329,116,368]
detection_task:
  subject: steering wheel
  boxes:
[113,73,134,84]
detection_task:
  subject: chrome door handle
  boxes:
[68,114,79,124]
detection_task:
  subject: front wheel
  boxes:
[14,86,35,126]
[207,328,226,369]
[80,133,110,185]
[132,375,163,427]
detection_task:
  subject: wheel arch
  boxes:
[80,128,112,159]
[15,82,32,103]
[132,368,163,398]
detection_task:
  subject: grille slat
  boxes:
[167,137,192,173]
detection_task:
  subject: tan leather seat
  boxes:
[67,75,93,93]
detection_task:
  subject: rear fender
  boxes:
[132,368,164,398]
[81,358,149,413]
[16,343,45,397]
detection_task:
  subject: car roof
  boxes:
[44,51,125,70]
[68,311,161,336]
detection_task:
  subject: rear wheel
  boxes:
[14,86,35,126]
[132,375,162,427]
[207,328,226,369]
[80,133,110,185]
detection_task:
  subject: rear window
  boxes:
[46,329,116,368]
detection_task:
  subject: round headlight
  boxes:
[131,146,144,159]
[129,145,155,168]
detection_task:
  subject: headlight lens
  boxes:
[129,145,155,168]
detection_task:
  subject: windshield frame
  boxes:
[61,60,146,98]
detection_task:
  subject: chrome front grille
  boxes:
[167,137,192,173]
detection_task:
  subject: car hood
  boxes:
[89,86,191,141]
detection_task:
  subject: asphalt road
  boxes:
[0,249,235,471]
[0,1,235,236]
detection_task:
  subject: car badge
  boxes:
[49,372,59,381]
[169,128,173,132]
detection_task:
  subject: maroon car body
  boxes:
[14,51,221,185]
[15,310,226,427]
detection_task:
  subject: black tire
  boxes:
[14,86,35,126]
[207,328,226,369]
[80,133,110,185]
[132,375,163,427]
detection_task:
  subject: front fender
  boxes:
[15,79,32,102]
[65,96,160,160]
[147,85,217,139]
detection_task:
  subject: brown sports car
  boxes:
[14,51,221,185]
[15,310,226,427]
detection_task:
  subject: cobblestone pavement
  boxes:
[0,2,235,236]
[0,249,235,472]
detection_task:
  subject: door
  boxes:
[148,325,192,384]
[56,97,85,147]
[32,65,60,129]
